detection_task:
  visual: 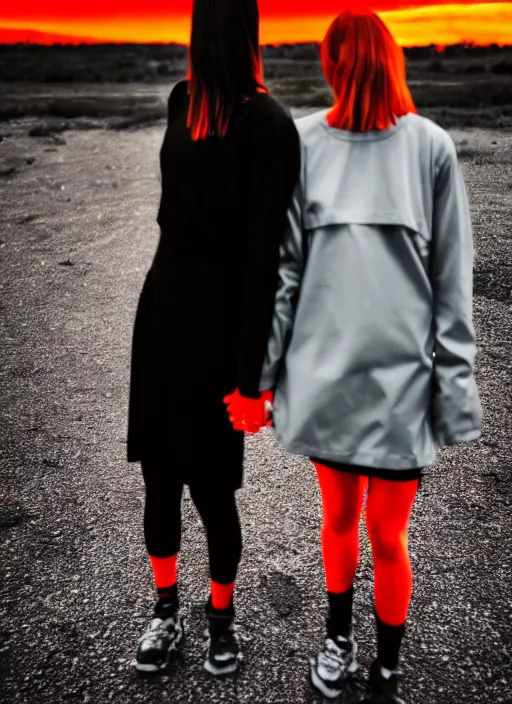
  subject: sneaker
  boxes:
[361,659,405,704]
[135,601,185,673]
[204,600,242,676]
[310,632,359,699]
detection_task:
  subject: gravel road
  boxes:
[0,117,511,704]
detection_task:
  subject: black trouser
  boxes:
[141,460,242,585]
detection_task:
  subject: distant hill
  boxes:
[0,29,510,58]
[0,28,118,45]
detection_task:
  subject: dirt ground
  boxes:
[0,115,511,704]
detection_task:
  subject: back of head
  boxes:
[187,0,268,141]
[321,9,417,132]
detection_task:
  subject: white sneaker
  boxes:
[310,633,359,699]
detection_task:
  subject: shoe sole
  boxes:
[309,658,359,699]
[203,645,244,678]
[204,658,241,677]
[135,662,167,673]
[360,698,405,704]
[134,620,185,673]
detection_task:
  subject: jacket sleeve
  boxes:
[236,116,301,398]
[431,135,482,445]
[259,140,306,393]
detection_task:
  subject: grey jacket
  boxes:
[259,110,482,471]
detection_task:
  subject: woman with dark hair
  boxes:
[127,0,300,676]
[227,10,481,703]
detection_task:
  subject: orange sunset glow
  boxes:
[0,1,511,46]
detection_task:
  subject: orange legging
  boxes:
[314,462,419,626]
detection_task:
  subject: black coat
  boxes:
[127,81,300,489]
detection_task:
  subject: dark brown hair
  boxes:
[187,0,268,140]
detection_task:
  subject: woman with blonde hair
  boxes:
[227,9,481,703]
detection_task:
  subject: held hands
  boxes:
[223,389,274,433]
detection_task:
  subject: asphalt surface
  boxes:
[0,117,511,704]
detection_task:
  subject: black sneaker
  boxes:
[204,600,242,676]
[310,631,359,699]
[361,659,405,704]
[135,601,184,673]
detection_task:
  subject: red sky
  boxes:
[1,1,511,46]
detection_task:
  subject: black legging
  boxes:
[141,460,242,585]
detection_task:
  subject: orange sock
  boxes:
[149,554,177,590]
[211,580,235,610]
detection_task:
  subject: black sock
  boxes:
[327,587,354,638]
[376,614,405,671]
[206,594,235,618]
[157,583,178,605]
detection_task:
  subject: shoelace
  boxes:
[139,617,175,646]
[380,665,403,680]
[208,620,237,637]
[216,632,237,647]
[317,638,351,673]
[208,624,238,653]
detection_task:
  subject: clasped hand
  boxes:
[223,389,274,433]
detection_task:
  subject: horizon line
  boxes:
[1,32,511,50]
